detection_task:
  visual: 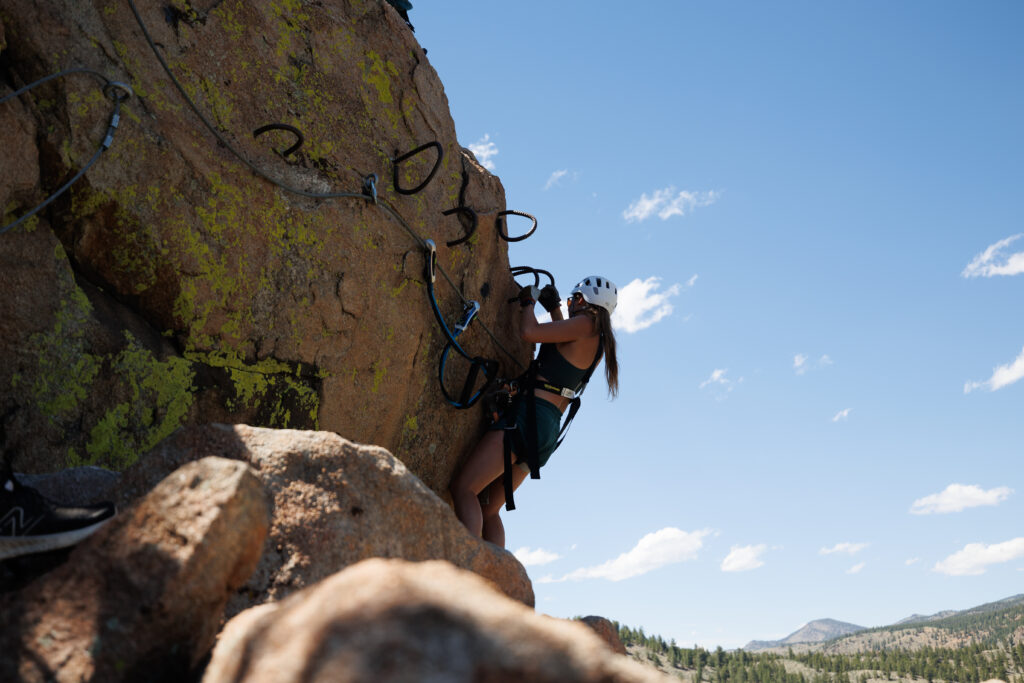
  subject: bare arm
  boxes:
[521,306,595,344]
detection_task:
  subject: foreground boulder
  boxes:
[0,457,269,683]
[203,558,667,683]
[113,423,534,614]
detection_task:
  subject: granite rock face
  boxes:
[113,423,534,615]
[0,0,529,496]
[203,558,669,683]
[0,457,270,683]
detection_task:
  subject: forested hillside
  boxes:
[616,617,1024,683]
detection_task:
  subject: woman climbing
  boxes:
[450,275,619,548]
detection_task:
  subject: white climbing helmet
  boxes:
[570,275,617,314]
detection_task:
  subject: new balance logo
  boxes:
[1,506,42,536]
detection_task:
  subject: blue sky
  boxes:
[413,2,1023,649]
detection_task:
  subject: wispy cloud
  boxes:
[794,353,833,375]
[686,274,699,288]
[513,546,562,567]
[699,369,730,390]
[964,346,1024,394]
[910,484,1013,515]
[847,562,866,575]
[832,408,851,422]
[468,134,498,171]
[612,277,682,333]
[623,187,719,223]
[541,528,712,583]
[906,558,920,566]
[934,537,1024,576]
[820,542,868,556]
[962,234,1024,278]
[721,544,768,572]
[543,169,569,190]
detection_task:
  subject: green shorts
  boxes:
[491,396,562,471]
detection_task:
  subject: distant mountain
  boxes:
[893,611,957,626]
[745,594,1024,655]
[744,618,865,652]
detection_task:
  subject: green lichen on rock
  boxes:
[16,243,100,419]
[188,348,322,428]
[78,334,197,470]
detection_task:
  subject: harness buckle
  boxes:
[559,387,577,399]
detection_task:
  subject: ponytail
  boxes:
[591,307,619,398]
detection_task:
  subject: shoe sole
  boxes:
[0,517,114,561]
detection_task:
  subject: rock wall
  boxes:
[0,0,530,496]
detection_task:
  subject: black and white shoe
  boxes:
[0,462,116,561]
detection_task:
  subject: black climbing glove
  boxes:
[518,285,539,307]
[538,284,561,313]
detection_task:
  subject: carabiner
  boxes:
[424,239,437,284]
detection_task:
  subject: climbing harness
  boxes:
[0,68,132,236]
[497,334,605,511]
[253,123,304,158]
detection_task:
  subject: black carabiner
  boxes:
[392,141,443,195]
[496,210,538,242]
[253,123,304,157]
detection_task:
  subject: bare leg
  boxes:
[479,467,528,547]
[450,430,528,547]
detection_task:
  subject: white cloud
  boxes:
[964,346,1024,394]
[934,537,1024,576]
[513,546,562,566]
[623,187,719,223]
[795,353,833,375]
[543,169,568,190]
[612,277,681,333]
[847,562,866,575]
[699,369,730,390]
[721,544,768,572]
[820,542,868,556]
[910,484,1013,515]
[686,274,699,288]
[832,408,851,422]
[548,528,712,582]
[468,134,498,171]
[962,233,1024,278]
[906,558,920,566]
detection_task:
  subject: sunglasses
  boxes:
[567,292,585,305]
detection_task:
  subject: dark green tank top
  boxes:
[535,343,590,391]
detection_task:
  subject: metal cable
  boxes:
[1,69,132,235]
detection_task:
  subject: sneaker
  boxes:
[0,462,116,561]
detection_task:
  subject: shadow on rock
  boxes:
[0,456,270,682]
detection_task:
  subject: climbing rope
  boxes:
[425,240,499,408]
[0,68,133,236]
[125,0,526,372]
